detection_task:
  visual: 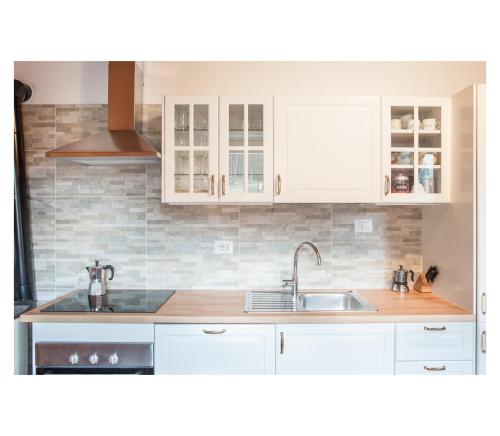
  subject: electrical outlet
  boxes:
[214,240,233,255]
[354,219,373,233]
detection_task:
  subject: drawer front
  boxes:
[154,324,275,375]
[396,361,474,375]
[396,322,474,361]
[33,323,154,342]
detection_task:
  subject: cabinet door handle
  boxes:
[481,331,486,353]
[424,365,446,372]
[276,174,281,195]
[481,292,487,315]
[384,175,390,196]
[210,175,215,196]
[424,326,446,331]
[221,175,226,196]
[280,332,284,354]
[202,329,226,335]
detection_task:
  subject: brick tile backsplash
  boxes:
[22,103,423,299]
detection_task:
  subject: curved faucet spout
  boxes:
[283,241,322,305]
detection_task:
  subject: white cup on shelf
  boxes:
[391,119,402,130]
[422,118,439,130]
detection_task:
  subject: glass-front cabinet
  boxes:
[381,97,450,203]
[163,96,219,203]
[219,96,273,202]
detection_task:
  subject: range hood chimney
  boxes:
[46,62,160,165]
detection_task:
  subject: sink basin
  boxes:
[244,290,377,312]
[297,292,377,312]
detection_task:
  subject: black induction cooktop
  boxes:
[41,289,175,313]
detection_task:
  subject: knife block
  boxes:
[413,273,433,293]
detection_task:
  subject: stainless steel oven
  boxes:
[35,342,154,374]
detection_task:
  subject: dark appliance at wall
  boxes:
[14,79,36,315]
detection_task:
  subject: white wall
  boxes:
[14,61,485,105]
[143,61,485,104]
[421,85,476,312]
[14,61,108,104]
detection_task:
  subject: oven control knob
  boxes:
[108,353,119,365]
[89,353,99,365]
[69,353,79,365]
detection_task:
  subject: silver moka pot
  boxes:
[392,265,414,293]
[85,260,114,296]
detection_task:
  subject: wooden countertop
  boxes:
[20,289,474,324]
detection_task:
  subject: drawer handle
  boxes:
[202,329,226,335]
[280,332,284,354]
[424,326,446,331]
[424,365,446,372]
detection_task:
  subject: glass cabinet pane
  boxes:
[418,168,441,194]
[391,151,414,166]
[174,151,189,193]
[229,151,244,193]
[248,104,263,146]
[391,169,414,194]
[419,132,441,148]
[193,150,209,193]
[418,107,441,131]
[391,132,414,148]
[418,151,441,166]
[194,104,209,147]
[175,105,189,147]
[229,104,244,147]
[391,106,414,131]
[248,151,264,193]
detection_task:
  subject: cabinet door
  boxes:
[163,96,219,203]
[276,324,394,375]
[219,96,273,202]
[154,324,275,374]
[395,322,475,361]
[274,96,380,203]
[381,97,450,203]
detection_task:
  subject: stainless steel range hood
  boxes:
[46,62,160,165]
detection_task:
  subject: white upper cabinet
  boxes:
[381,97,450,203]
[163,96,219,203]
[218,96,274,203]
[273,96,380,203]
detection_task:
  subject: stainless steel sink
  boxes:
[244,290,377,313]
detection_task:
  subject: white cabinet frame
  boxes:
[218,96,274,203]
[381,97,451,203]
[162,96,219,203]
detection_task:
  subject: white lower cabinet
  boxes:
[275,324,395,375]
[154,324,275,374]
[395,322,475,375]
[395,361,474,375]
[395,322,475,361]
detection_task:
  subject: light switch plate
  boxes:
[214,240,233,254]
[354,219,373,233]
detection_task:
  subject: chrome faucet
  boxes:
[282,242,322,304]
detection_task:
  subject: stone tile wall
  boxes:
[23,104,422,302]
